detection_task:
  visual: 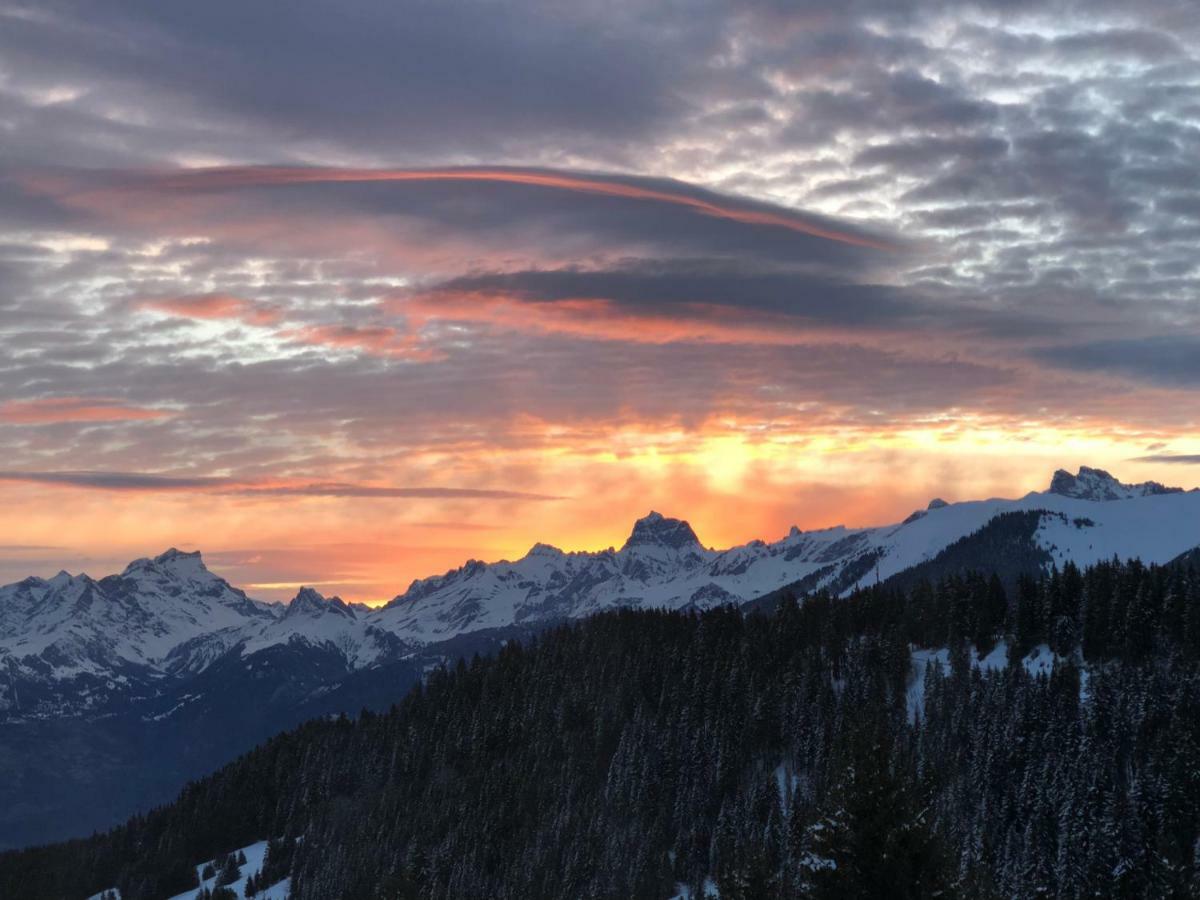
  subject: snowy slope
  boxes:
[0,549,277,668]
[0,550,285,717]
[376,468,1200,646]
[164,839,290,900]
[858,475,1200,589]
[235,587,405,668]
[371,511,863,642]
[88,838,291,900]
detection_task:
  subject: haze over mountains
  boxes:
[3,465,1200,848]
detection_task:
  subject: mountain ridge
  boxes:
[4,465,1200,848]
[6,466,1200,712]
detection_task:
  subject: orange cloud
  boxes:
[397,289,879,347]
[0,398,171,424]
[141,293,282,326]
[281,323,441,360]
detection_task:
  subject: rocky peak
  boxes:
[621,511,702,553]
[123,548,208,579]
[285,587,355,619]
[47,570,76,587]
[155,547,203,564]
[1048,466,1181,501]
[525,542,565,559]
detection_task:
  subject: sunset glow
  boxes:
[3,1,1199,603]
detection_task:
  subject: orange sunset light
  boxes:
[2,416,1195,604]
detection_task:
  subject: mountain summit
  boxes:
[1047,466,1181,501]
[284,587,356,620]
[621,511,702,552]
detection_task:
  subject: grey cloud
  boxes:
[1051,28,1184,61]
[1132,455,1200,464]
[3,165,896,272]
[0,470,560,500]
[2,0,1200,493]
[1033,337,1200,387]
[423,260,1053,338]
[855,136,1009,171]
[233,483,561,501]
[430,263,917,324]
[782,70,1000,145]
[0,471,226,490]
[0,0,697,166]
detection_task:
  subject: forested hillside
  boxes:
[4,557,1200,899]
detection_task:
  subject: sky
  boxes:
[2,0,1199,602]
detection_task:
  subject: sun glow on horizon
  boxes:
[3,412,1197,605]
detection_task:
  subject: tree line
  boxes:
[2,551,1199,898]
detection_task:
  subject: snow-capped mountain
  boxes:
[5,466,1200,710]
[234,587,405,669]
[0,549,283,716]
[1046,465,1182,501]
[0,549,276,667]
[375,467,1200,644]
[0,553,419,719]
[4,465,1200,848]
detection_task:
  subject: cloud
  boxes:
[0,0,695,165]
[14,165,899,269]
[0,397,171,424]
[401,260,1050,342]
[233,483,562,501]
[0,470,561,500]
[1032,337,1200,387]
[3,0,1200,594]
[1131,454,1200,464]
[0,470,225,490]
[140,293,282,326]
[279,323,433,358]
[136,166,898,250]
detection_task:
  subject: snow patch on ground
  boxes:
[669,877,720,899]
[976,641,1008,672]
[165,839,287,900]
[1022,643,1056,676]
[909,641,1083,720]
[907,647,950,722]
[774,761,799,815]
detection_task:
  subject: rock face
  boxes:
[622,511,703,552]
[1047,466,1181,501]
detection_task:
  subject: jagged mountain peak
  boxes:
[122,547,209,580]
[155,547,203,564]
[285,587,355,619]
[1047,466,1181,501]
[622,511,702,552]
[525,542,565,559]
[4,471,1200,739]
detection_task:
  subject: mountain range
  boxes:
[2,465,1199,848]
